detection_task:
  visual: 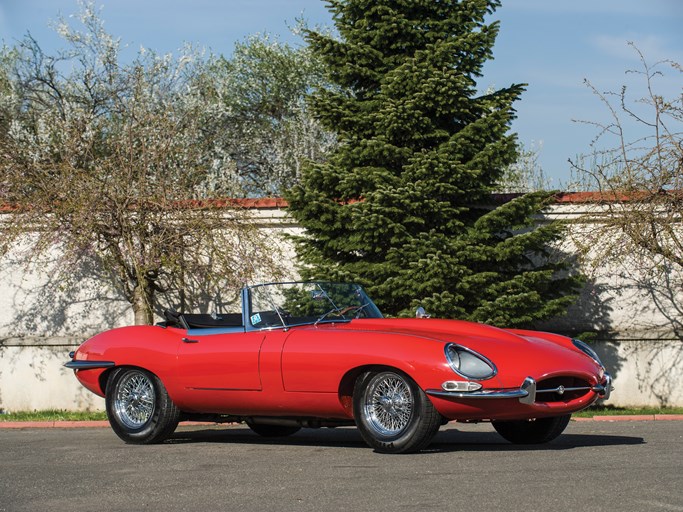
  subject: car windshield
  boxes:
[248,282,383,329]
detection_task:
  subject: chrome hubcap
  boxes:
[363,373,414,437]
[114,371,155,429]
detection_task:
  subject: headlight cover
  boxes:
[572,338,604,368]
[445,344,497,380]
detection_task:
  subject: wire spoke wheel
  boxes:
[364,373,414,436]
[105,367,180,444]
[354,370,442,453]
[114,370,156,429]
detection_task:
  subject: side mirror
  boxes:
[415,307,430,319]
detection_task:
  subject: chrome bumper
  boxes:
[426,373,613,403]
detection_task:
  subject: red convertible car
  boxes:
[65,282,611,453]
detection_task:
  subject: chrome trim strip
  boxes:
[187,327,245,336]
[426,388,529,400]
[519,376,536,405]
[427,377,533,401]
[64,360,115,370]
[427,374,613,404]
[600,372,613,400]
[537,386,593,394]
[535,373,612,400]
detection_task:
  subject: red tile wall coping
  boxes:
[3,192,665,213]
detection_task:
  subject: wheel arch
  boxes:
[338,364,417,417]
[99,364,154,396]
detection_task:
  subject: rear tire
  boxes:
[492,414,571,444]
[105,367,180,444]
[353,370,442,454]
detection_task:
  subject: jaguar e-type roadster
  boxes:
[65,282,611,453]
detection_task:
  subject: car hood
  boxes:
[327,318,599,385]
[333,317,530,345]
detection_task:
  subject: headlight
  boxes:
[445,344,496,380]
[572,338,604,368]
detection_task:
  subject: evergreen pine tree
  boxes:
[286,0,581,326]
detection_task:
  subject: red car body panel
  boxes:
[70,315,606,422]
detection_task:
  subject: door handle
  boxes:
[182,337,199,344]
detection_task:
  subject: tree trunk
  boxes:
[132,280,155,325]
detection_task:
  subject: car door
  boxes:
[177,330,265,391]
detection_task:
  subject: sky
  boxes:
[1,0,681,188]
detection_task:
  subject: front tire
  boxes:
[492,414,571,444]
[105,367,180,444]
[353,370,442,454]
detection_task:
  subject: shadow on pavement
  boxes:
[168,425,367,449]
[428,428,645,453]
[167,425,645,453]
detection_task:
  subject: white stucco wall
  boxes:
[0,338,105,411]
[1,203,682,411]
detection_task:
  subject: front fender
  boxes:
[67,325,181,399]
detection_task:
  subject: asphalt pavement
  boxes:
[1,421,681,512]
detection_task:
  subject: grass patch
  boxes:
[0,409,107,422]
[573,405,683,418]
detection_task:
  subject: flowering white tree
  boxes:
[571,47,683,273]
[0,4,282,324]
[570,46,683,348]
[495,142,552,193]
[207,34,336,196]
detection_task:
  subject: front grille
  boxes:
[535,376,593,403]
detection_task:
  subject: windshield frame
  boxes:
[245,281,383,331]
